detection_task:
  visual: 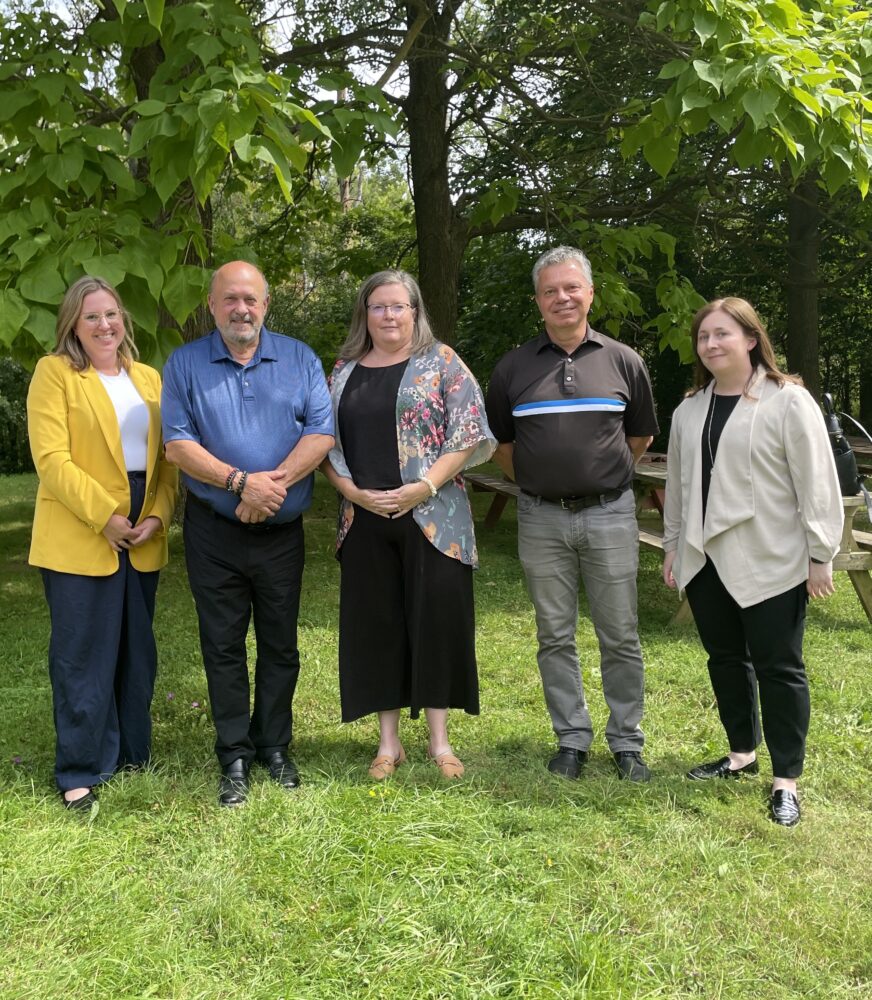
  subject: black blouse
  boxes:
[338,360,409,489]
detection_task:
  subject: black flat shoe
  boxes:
[62,789,97,812]
[260,751,300,790]
[687,756,759,780]
[770,789,801,827]
[218,758,250,807]
[547,746,589,779]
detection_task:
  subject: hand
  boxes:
[662,550,677,589]
[350,486,403,518]
[235,500,268,524]
[807,560,835,599]
[382,482,432,518]
[128,516,162,546]
[102,513,137,552]
[240,470,287,514]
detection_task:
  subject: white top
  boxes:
[97,368,149,472]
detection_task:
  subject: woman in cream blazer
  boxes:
[662,297,842,827]
[27,276,177,811]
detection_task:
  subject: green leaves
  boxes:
[644,130,681,178]
[162,267,210,327]
[0,0,358,361]
[623,0,872,195]
[0,290,30,348]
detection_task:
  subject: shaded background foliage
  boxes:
[1,0,871,469]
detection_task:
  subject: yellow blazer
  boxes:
[27,354,178,576]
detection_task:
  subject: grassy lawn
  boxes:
[1,471,869,1000]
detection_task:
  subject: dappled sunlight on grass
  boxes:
[1,472,870,999]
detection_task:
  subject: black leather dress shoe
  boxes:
[613,750,651,782]
[218,759,249,807]
[687,756,759,780]
[260,751,300,790]
[547,746,589,779]
[770,789,801,827]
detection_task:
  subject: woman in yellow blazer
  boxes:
[27,276,177,811]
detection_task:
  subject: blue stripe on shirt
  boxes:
[512,398,627,417]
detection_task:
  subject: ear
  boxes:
[746,337,757,352]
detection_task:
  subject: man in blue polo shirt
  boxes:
[486,246,658,783]
[162,261,334,806]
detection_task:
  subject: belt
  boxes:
[186,490,299,533]
[526,488,623,512]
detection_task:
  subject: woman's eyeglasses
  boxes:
[81,311,121,325]
[366,304,414,317]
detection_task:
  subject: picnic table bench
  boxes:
[465,472,521,529]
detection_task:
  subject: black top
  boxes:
[338,360,407,489]
[485,327,659,498]
[701,391,741,517]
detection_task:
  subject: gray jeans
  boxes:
[517,488,645,752]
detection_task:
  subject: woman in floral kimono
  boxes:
[322,270,496,780]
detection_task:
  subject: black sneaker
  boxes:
[613,750,651,782]
[547,746,589,779]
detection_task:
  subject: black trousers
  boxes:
[338,506,479,723]
[184,498,305,766]
[42,472,159,791]
[685,557,810,778]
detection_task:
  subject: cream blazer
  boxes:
[27,354,178,576]
[663,369,843,607]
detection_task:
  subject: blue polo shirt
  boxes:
[161,329,333,522]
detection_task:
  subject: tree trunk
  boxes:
[404,2,467,344]
[785,177,820,398]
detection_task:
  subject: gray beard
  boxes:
[218,321,261,351]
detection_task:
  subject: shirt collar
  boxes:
[534,325,603,357]
[208,328,278,364]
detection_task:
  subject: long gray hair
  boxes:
[54,276,138,372]
[339,270,436,360]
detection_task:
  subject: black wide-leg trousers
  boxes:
[685,557,810,779]
[184,498,304,766]
[338,506,479,723]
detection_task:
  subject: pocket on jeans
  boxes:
[517,492,536,514]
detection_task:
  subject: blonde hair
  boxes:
[54,276,138,372]
[339,270,436,361]
[688,297,799,396]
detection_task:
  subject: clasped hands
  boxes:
[235,469,289,524]
[351,481,432,519]
[102,514,162,551]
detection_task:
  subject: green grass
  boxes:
[1,472,870,1000]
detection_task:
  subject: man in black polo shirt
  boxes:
[486,246,658,782]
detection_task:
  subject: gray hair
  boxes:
[340,270,436,361]
[532,246,594,292]
[54,276,138,372]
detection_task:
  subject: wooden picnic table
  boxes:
[847,436,872,476]
[634,461,872,625]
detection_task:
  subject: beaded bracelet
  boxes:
[225,468,240,492]
[420,475,438,497]
[235,470,248,497]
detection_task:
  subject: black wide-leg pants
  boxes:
[685,557,810,778]
[338,506,479,723]
[42,472,159,792]
[183,497,304,766]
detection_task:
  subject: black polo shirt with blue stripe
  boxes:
[486,327,658,500]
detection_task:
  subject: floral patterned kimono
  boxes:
[327,343,496,565]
